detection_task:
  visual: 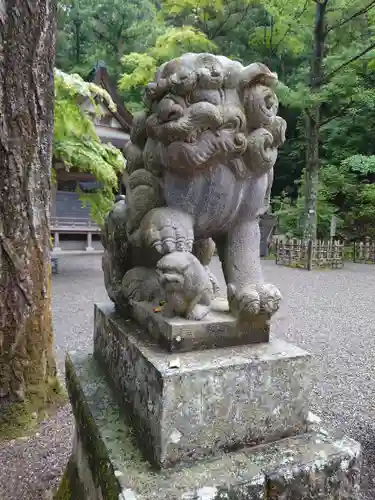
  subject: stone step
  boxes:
[94,303,311,468]
[58,352,362,500]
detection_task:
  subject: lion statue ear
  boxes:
[239,62,278,89]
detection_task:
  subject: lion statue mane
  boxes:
[102,53,286,323]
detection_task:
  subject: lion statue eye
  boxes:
[167,110,183,121]
[265,95,274,109]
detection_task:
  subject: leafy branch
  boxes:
[327,0,375,33]
[267,0,310,57]
[319,99,354,127]
[323,41,375,83]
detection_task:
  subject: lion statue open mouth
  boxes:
[102,53,286,327]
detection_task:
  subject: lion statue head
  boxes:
[123,53,286,235]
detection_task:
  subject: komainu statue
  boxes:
[102,53,286,324]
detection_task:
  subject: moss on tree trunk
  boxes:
[0,0,60,435]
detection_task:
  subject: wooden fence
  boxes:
[353,238,375,264]
[275,238,344,270]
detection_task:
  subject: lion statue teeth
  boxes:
[102,53,286,328]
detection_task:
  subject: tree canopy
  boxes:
[56,0,375,239]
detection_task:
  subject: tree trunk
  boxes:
[303,0,328,240]
[303,111,320,240]
[0,1,57,408]
[74,17,82,65]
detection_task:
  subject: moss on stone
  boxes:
[53,469,72,500]
[65,354,122,500]
[54,458,85,500]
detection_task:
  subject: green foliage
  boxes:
[249,0,314,59]
[275,150,375,240]
[56,0,159,78]
[319,157,375,239]
[342,154,375,174]
[272,178,338,239]
[54,70,124,225]
[119,26,216,98]
[162,0,232,16]
[119,53,157,92]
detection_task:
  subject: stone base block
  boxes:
[130,298,270,352]
[94,303,311,468]
[55,353,362,500]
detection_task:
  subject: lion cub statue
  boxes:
[102,53,286,325]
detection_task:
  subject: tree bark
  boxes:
[0,1,57,405]
[303,0,328,240]
[303,111,320,240]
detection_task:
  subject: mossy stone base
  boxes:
[56,352,362,500]
[94,302,311,468]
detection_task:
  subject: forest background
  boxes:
[55,0,375,240]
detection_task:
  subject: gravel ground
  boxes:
[0,254,375,498]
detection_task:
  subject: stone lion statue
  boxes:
[102,53,286,324]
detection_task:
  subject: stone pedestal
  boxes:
[130,298,270,352]
[56,302,362,499]
[94,303,310,468]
